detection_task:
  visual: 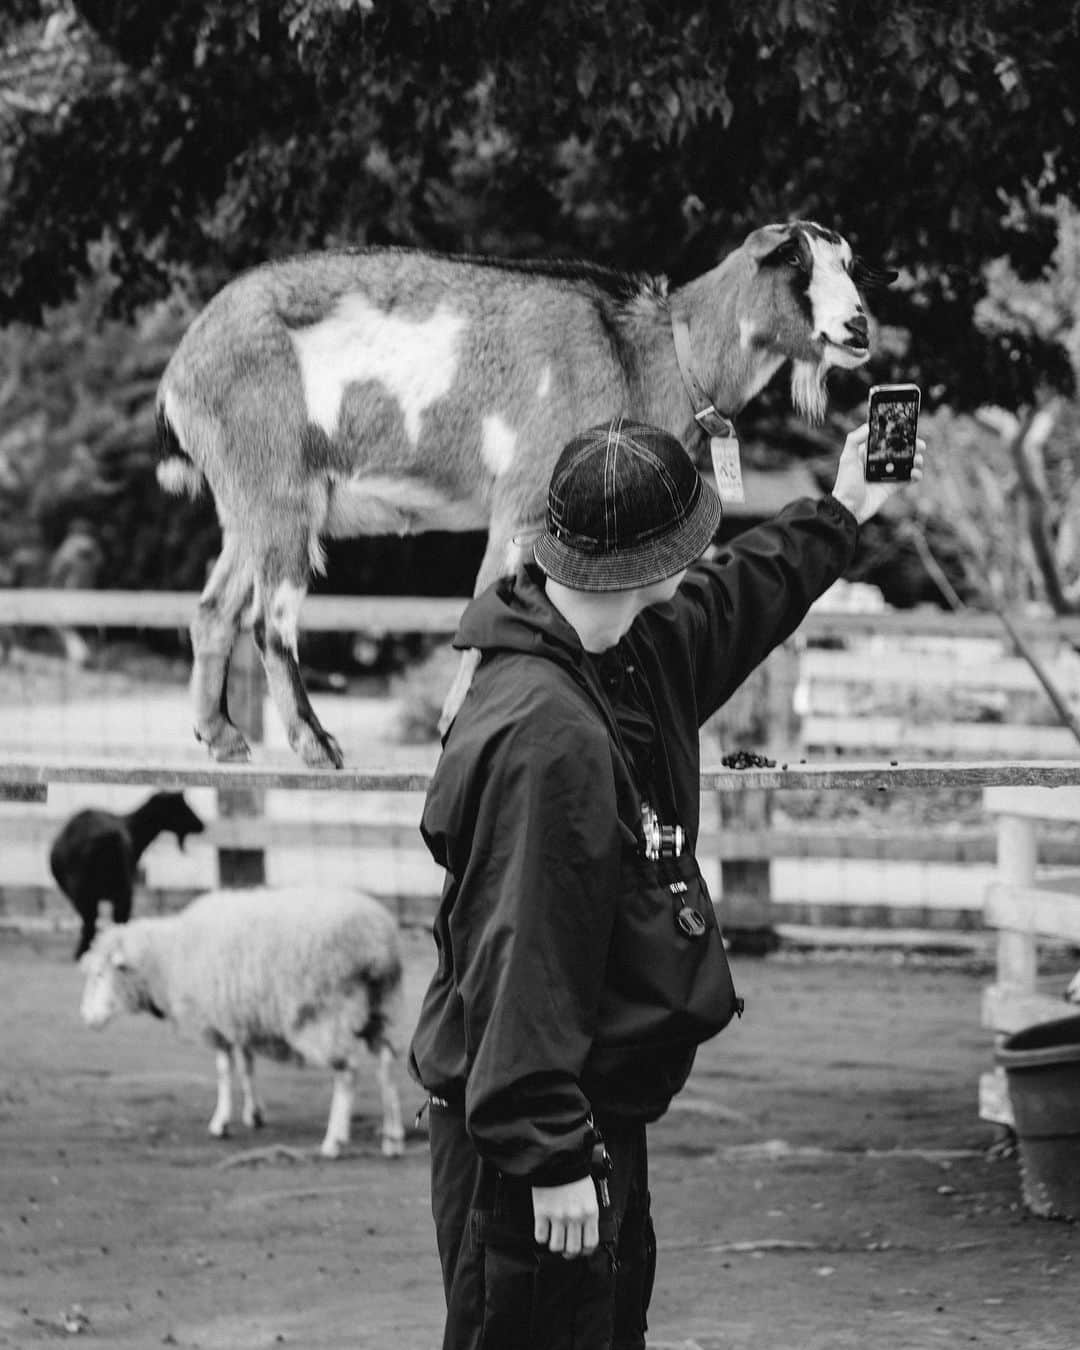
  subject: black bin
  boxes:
[996,1013,1080,1220]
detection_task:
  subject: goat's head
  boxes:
[736,221,897,421]
[155,791,205,850]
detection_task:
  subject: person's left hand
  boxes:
[831,422,926,526]
[532,1176,600,1259]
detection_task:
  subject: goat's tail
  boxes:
[155,400,205,498]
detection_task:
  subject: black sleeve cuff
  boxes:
[522,1146,594,1188]
[819,493,859,533]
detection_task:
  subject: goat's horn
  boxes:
[853,256,899,289]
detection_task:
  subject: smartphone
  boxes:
[865,384,921,482]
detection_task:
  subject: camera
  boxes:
[641,803,684,860]
[865,383,920,482]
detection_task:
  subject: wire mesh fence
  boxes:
[5,589,1080,934]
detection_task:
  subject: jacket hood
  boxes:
[454,564,584,670]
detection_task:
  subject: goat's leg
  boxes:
[374,1043,405,1158]
[208,1047,235,1138]
[110,878,133,926]
[73,907,97,961]
[238,1046,265,1129]
[190,534,255,762]
[254,547,343,769]
[438,514,533,735]
[321,1064,355,1158]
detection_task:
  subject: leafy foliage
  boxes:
[3,1,1079,404]
[0,1,1079,601]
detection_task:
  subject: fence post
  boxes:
[716,639,800,954]
[995,812,1038,993]
[216,631,266,887]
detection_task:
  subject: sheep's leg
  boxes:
[208,1048,235,1138]
[374,1043,405,1158]
[254,554,343,769]
[238,1047,265,1129]
[438,513,532,735]
[191,535,255,762]
[321,1064,355,1158]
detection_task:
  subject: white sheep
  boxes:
[156,222,896,767]
[80,886,406,1159]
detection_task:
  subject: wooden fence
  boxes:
[6,588,1080,1128]
[6,589,1080,937]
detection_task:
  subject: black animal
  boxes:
[49,792,205,959]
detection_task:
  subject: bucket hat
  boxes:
[533,417,722,591]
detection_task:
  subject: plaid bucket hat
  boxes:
[533,417,722,591]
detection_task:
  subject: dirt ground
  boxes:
[1,927,1077,1350]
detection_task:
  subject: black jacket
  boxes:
[409,495,858,1185]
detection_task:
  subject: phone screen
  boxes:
[865,385,920,482]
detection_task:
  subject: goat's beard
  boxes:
[790,360,829,424]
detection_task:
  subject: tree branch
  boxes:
[1008,399,1074,613]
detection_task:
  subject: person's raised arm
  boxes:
[675,423,925,722]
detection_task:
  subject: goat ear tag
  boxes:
[710,434,745,503]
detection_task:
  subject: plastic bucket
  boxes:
[995,1013,1080,1221]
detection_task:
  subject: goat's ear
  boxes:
[852,255,899,289]
[743,223,795,259]
[744,224,809,270]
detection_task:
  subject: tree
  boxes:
[1,0,1079,414]
[2,0,1080,599]
[905,195,1080,616]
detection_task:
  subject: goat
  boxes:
[49,791,204,960]
[157,221,896,767]
[79,886,406,1159]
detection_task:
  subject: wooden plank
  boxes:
[994,814,1039,990]
[981,984,1076,1034]
[4,756,1080,795]
[6,588,1080,642]
[984,785,1080,821]
[802,715,1079,758]
[0,589,467,634]
[801,648,1080,694]
[14,810,1080,868]
[984,881,1080,943]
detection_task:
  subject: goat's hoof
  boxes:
[196,721,251,763]
[243,1107,266,1130]
[319,1137,344,1159]
[294,723,344,770]
[209,1120,230,1139]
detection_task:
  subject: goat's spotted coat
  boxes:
[157,222,894,766]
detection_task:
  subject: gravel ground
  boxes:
[1,929,1077,1350]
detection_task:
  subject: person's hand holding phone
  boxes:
[831,422,925,525]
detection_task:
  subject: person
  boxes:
[409,415,925,1350]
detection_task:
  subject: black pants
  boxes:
[428,1101,656,1350]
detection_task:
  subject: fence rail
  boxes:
[4,755,1080,797]
[6,587,1080,641]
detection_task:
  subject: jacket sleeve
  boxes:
[446,722,623,1185]
[677,495,858,724]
